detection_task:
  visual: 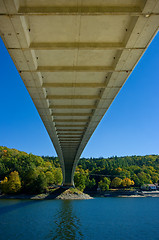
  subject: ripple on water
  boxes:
[0,198,159,240]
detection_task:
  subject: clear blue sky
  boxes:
[0,32,159,158]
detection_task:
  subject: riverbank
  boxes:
[0,188,93,200]
[1,189,159,200]
[89,189,159,198]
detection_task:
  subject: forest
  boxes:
[0,146,159,194]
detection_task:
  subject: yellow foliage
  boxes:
[1,177,8,193]
[85,169,89,175]
[1,171,21,194]
[1,177,8,183]
[121,178,134,187]
[116,167,122,172]
[131,180,135,185]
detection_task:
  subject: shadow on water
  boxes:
[0,187,66,216]
[0,187,71,217]
[0,199,37,216]
[48,201,83,240]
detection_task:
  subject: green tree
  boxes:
[74,171,87,192]
[36,172,47,193]
[24,168,39,193]
[132,174,141,187]
[53,168,63,185]
[86,178,96,190]
[98,177,110,191]
[111,177,122,188]
[137,172,152,185]
[45,171,55,185]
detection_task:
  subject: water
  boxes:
[0,197,159,240]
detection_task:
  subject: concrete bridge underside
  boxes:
[0,0,159,186]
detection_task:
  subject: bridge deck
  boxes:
[0,0,159,185]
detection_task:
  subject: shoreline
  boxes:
[0,193,93,200]
[90,189,159,198]
[1,190,159,200]
[0,188,93,200]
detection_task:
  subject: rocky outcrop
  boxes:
[55,189,93,200]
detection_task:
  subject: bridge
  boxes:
[0,0,159,186]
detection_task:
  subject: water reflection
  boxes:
[50,201,83,240]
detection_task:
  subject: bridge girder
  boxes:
[0,0,159,186]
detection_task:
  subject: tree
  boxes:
[24,168,39,193]
[36,172,47,193]
[24,168,48,194]
[121,178,134,188]
[1,171,21,194]
[132,174,141,187]
[74,171,87,192]
[45,171,55,185]
[86,178,96,190]
[98,177,111,191]
[151,175,159,183]
[53,168,63,185]
[0,177,8,193]
[137,172,152,185]
[111,177,122,188]
[8,171,21,193]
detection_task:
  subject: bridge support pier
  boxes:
[62,162,75,187]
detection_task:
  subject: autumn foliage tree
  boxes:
[1,147,159,193]
[0,177,8,193]
[1,171,21,194]
[121,178,134,188]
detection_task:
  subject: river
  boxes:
[0,197,159,240]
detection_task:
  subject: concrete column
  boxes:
[62,162,75,187]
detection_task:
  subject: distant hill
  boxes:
[0,146,159,193]
[0,146,62,194]
[43,153,159,188]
